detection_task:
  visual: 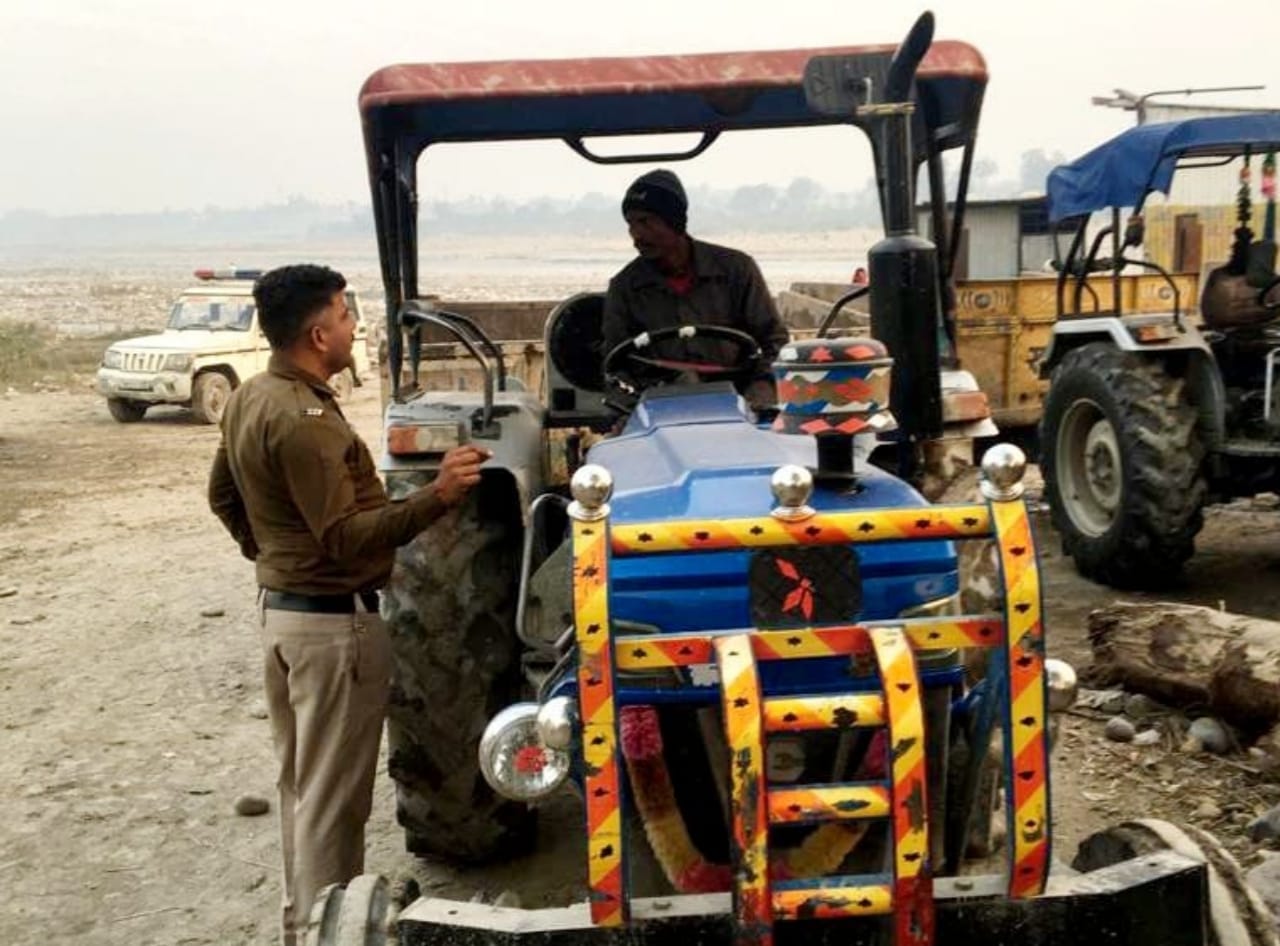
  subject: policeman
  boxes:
[208,263,488,946]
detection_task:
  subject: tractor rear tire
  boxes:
[382,482,535,863]
[303,874,396,946]
[1041,343,1205,589]
[107,397,148,423]
[1074,820,1277,946]
[191,371,233,425]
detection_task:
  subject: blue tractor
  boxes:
[305,13,1272,946]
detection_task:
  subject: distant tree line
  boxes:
[0,149,1065,249]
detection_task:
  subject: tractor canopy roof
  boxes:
[358,41,986,154]
[1047,112,1280,222]
[359,39,987,308]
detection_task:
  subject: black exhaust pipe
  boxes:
[867,12,944,479]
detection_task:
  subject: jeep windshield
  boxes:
[168,297,254,331]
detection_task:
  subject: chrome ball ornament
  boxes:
[568,464,613,521]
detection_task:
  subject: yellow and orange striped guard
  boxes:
[990,495,1050,898]
[714,634,772,946]
[869,626,934,946]
[610,505,992,555]
[571,516,626,926]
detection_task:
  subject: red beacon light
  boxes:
[193,267,264,281]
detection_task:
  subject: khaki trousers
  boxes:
[259,599,391,946]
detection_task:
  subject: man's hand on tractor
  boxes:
[434,444,492,505]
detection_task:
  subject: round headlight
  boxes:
[479,703,571,802]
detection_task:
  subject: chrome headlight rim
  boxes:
[479,702,571,803]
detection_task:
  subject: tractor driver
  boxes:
[602,169,789,411]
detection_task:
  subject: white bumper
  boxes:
[96,368,193,403]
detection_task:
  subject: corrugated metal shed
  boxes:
[915,196,1052,278]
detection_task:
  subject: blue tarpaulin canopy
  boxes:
[1047,113,1280,222]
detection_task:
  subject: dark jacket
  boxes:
[208,355,444,594]
[602,238,788,394]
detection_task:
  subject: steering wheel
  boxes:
[603,323,762,386]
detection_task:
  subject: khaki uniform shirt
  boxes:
[208,355,444,594]
[602,238,789,388]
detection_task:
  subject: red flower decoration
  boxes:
[776,558,815,620]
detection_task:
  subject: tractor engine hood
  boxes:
[586,386,959,639]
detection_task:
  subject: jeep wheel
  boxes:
[106,398,147,423]
[1041,343,1205,588]
[383,481,535,863]
[1075,820,1278,946]
[191,371,232,425]
[329,368,354,401]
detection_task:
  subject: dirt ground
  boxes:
[2,377,1279,945]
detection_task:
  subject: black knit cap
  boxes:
[621,169,688,233]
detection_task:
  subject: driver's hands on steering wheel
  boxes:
[601,323,764,417]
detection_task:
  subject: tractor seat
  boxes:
[546,292,607,393]
[1201,264,1279,331]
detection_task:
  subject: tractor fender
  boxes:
[1040,316,1212,377]
[1041,318,1225,450]
[379,389,546,523]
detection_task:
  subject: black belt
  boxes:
[262,589,380,614]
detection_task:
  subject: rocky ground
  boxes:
[2,371,1280,945]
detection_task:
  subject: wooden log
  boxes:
[1084,601,1280,738]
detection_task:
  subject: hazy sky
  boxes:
[2,0,1275,215]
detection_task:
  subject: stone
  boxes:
[1079,688,1127,715]
[244,873,268,893]
[1133,729,1162,747]
[1247,853,1280,923]
[1124,693,1165,720]
[1248,805,1280,843]
[247,701,269,720]
[1188,717,1231,755]
[0,587,17,599]
[1104,716,1136,743]
[1192,800,1222,821]
[200,608,225,618]
[233,794,270,817]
